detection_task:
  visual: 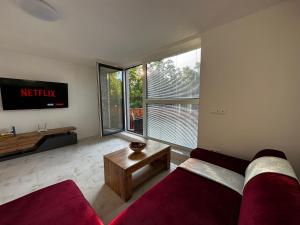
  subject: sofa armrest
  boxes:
[190,148,250,175]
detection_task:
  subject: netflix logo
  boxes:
[20,88,56,97]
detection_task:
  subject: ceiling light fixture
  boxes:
[17,0,59,21]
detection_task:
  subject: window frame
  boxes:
[124,64,145,137]
[98,63,125,136]
[143,48,201,149]
[123,48,201,150]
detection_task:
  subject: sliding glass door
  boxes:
[125,65,144,135]
[98,64,124,136]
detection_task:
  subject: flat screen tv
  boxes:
[0,78,68,110]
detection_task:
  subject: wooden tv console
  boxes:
[0,126,77,161]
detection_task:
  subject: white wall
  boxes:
[0,50,99,139]
[199,0,300,174]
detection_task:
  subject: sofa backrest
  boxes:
[190,148,250,175]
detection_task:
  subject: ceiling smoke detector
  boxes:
[17,0,59,21]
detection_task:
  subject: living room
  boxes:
[0,0,299,225]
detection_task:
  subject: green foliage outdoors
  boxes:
[108,60,200,109]
[108,72,123,106]
[147,60,200,98]
[128,66,143,108]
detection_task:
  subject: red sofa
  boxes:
[1,149,299,225]
[109,149,249,225]
[109,148,300,225]
[239,150,300,225]
[0,180,103,225]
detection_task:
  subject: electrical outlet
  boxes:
[210,108,227,115]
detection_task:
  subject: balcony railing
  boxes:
[129,108,143,135]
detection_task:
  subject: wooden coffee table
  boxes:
[104,140,171,201]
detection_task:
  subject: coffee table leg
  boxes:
[149,148,171,171]
[104,157,132,201]
[165,147,171,170]
[119,170,132,201]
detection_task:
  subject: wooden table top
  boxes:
[104,140,170,170]
[0,126,76,155]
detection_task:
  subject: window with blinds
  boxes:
[145,49,201,148]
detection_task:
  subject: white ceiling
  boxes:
[0,0,283,67]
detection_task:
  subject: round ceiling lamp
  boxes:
[17,0,59,21]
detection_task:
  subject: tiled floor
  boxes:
[0,135,188,224]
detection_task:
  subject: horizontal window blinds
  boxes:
[146,49,200,148]
[147,104,198,148]
[147,50,200,99]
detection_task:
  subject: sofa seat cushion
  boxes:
[110,168,242,225]
[0,180,103,225]
[238,172,300,225]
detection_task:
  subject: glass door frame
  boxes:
[124,64,147,137]
[98,63,125,137]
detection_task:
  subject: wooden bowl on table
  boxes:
[129,142,146,153]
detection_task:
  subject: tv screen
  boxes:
[0,78,68,110]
